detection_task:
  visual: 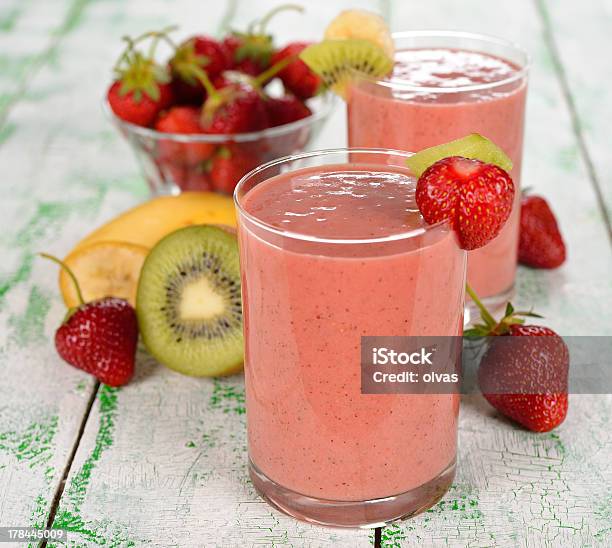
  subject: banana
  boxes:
[74,192,236,251]
[60,241,149,307]
[324,9,394,59]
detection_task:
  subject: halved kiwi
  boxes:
[299,39,393,98]
[405,134,514,177]
[136,225,243,377]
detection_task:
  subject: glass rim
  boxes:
[367,30,530,94]
[233,147,450,245]
[102,92,336,143]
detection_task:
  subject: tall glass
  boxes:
[235,149,466,527]
[347,31,529,310]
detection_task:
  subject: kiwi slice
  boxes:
[299,39,393,98]
[136,225,243,377]
[405,134,513,177]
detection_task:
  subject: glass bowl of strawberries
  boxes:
[105,10,335,195]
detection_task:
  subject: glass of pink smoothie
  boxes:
[347,31,529,311]
[235,148,466,527]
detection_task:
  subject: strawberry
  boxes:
[223,5,304,76]
[202,84,269,134]
[154,106,215,166]
[41,254,138,387]
[266,95,312,127]
[107,43,173,127]
[271,42,322,99]
[209,145,260,194]
[223,35,270,76]
[415,156,515,250]
[519,195,566,269]
[466,287,569,433]
[160,162,212,192]
[170,36,231,104]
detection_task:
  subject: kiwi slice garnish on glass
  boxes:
[136,225,243,377]
[405,134,513,177]
[299,39,393,98]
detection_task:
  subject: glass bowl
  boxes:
[104,93,336,196]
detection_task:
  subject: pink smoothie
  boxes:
[348,47,527,299]
[238,163,465,501]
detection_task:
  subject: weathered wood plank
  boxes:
[22,0,372,545]
[536,0,612,239]
[0,0,104,541]
[383,0,612,545]
[49,361,371,547]
[1,0,609,546]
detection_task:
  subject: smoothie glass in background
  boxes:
[347,31,529,311]
[235,149,466,527]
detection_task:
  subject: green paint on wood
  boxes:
[0,192,108,308]
[0,6,22,32]
[0,121,15,144]
[426,484,483,520]
[593,493,612,541]
[8,285,51,345]
[50,386,148,545]
[378,523,407,548]
[75,380,88,393]
[30,494,48,528]
[0,415,58,468]
[61,385,118,512]
[546,431,567,456]
[52,0,89,37]
[52,509,137,547]
[0,53,35,79]
[209,378,246,415]
[557,144,579,173]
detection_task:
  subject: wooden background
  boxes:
[0,0,610,546]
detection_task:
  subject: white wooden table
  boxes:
[0,1,611,546]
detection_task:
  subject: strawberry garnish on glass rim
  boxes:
[465,284,569,433]
[406,134,516,251]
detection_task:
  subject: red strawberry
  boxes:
[156,160,213,192]
[223,35,270,76]
[55,298,138,387]
[209,145,260,194]
[271,42,322,99]
[519,195,566,269]
[202,84,269,134]
[170,36,231,104]
[107,48,173,127]
[466,288,569,433]
[266,95,312,127]
[415,156,515,250]
[41,254,138,387]
[155,106,215,166]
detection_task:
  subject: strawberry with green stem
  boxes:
[224,4,304,76]
[170,33,231,104]
[41,254,138,387]
[271,41,323,99]
[466,285,569,433]
[107,28,175,127]
[190,58,298,133]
